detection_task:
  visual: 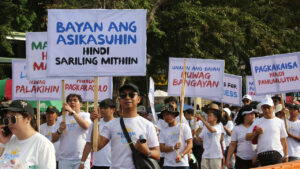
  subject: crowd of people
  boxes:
[0,83,299,169]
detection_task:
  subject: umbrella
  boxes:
[0,78,12,101]
[28,100,63,113]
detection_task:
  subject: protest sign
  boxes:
[47,9,146,77]
[208,73,242,106]
[26,32,48,79]
[12,60,61,100]
[246,76,265,102]
[250,52,300,95]
[64,77,112,102]
[168,57,224,98]
[149,77,157,123]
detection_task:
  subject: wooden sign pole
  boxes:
[93,77,99,152]
[177,59,187,154]
[85,102,89,113]
[62,80,66,134]
[37,100,40,132]
[280,93,288,130]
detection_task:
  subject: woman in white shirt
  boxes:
[226,105,256,169]
[0,100,56,169]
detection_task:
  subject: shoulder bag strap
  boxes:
[120,117,136,152]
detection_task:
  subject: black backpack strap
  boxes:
[120,117,136,152]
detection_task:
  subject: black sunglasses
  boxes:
[120,92,137,99]
[3,115,22,125]
[242,99,249,103]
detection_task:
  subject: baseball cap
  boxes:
[4,100,34,115]
[243,95,252,101]
[46,106,59,114]
[223,108,231,117]
[274,104,283,113]
[260,97,274,107]
[119,83,140,95]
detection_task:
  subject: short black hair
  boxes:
[99,98,116,108]
[207,109,221,123]
[66,94,83,103]
[164,97,178,104]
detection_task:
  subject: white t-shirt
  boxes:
[157,119,168,131]
[287,120,300,157]
[224,121,234,147]
[86,119,111,167]
[159,123,192,167]
[0,133,56,169]
[247,117,287,155]
[231,125,256,160]
[40,123,60,160]
[200,124,223,159]
[176,115,189,126]
[101,116,159,169]
[52,112,91,160]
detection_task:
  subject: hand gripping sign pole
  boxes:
[177,59,187,155]
[280,93,288,130]
[93,77,99,152]
[62,80,66,134]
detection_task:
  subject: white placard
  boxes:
[149,77,157,123]
[250,52,300,95]
[47,9,146,77]
[208,73,242,106]
[26,32,48,79]
[12,60,61,100]
[168,57,224,98]
[246,76,265,102]
[65,77,113,102]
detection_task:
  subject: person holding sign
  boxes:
[40,106,60,168]
[286,103,300,162]
[159,104,193,169]
[52,94,91,169]
[0,100,56,169]
[198,103,223,169]
[226,105,256,169]
[246,97,288,166]
[79,98,115,169]
[91,83,160,169]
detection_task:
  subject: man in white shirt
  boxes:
[246,97,288,166]
[40,106,60,168]
[91,83,160,169]
[160,104,193,169]
[79,98,115,169]
[52,94,91,169]
[286,103,300,161]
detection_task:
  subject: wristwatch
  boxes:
[57,129,62,135]
[80,161,85,165]
[283,155,289,159]
[70,110,75,116]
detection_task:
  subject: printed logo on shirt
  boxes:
[207,132,213,138]
[67,120,77,131]
[117,127,137,144]
[3,149,20,160]
[45,132,51,140]
[29,165,38,169]
[168,131,179,142]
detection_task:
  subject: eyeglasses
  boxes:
[242,99,249,103]
[3,115,22,125]
[120,92,137,99]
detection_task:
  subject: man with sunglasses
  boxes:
[52,94,91,169]
[91,83,160,169]
[242,95,252,106]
